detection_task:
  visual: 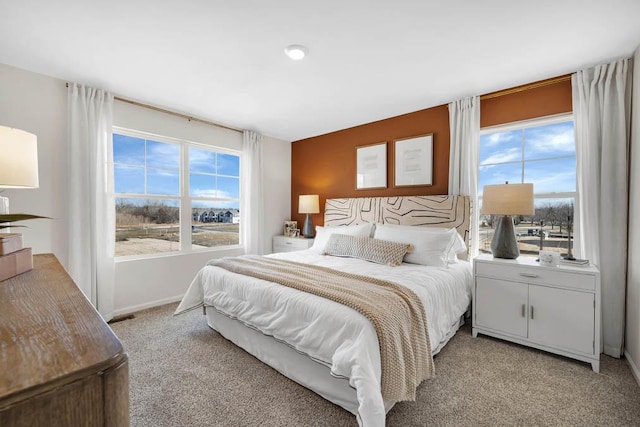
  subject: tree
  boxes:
[531,201,574,235]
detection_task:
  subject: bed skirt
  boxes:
[205,305,465,425]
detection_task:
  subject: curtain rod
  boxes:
[65,74,570,132]
[480,75,571,101]
[65,83,243,134]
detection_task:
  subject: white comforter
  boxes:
[176,250,472,427]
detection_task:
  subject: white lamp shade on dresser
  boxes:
[0,126,39,188]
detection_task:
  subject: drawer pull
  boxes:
[530,306,534,320]
[519,272,539,278]
[285,242,292,245]
[521,304,525,318]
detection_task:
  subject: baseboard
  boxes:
[625,350,640,387]
[113,294,183,317]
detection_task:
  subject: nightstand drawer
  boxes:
[272,236,314,253]
[475,261,595,291]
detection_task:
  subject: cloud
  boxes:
[525,125,575,155]
[481,147,521,165]
[191,189,233,199]
[192,200,239,209]
[481,130,520,148]
[189,148,216,173]
[525,167,576,193]
[148,168,179,178]
[146,140,179,169]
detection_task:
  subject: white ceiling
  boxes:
[1,1,639,141]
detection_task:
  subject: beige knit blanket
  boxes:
[208,255,434,401]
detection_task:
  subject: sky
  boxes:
[479,120,576,198]
[114,121,574,211]
[113,134,240,208]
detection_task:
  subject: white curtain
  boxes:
[572,58,632,357]
[241,130,264,254]
[448,96,480,257]
[67,84,115,321]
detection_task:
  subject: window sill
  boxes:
[114,244,243,263]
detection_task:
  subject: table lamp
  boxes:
[481,182,534,259]
[0,126,39,215]
[299,194,319,238]
[0,126,39,280]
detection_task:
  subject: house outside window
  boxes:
[478,114,576,258]
[112,128,240,258]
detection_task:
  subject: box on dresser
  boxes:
[0,247,33,281]
[0,233,23,256]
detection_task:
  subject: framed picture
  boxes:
[356,142,387,190]
[394,133,433,187]
[290,228,300,238]
[284,221,297,237]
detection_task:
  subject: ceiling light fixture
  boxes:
[284,44,308,61]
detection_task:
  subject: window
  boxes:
[113,129,240,257]
[478,115,576,258]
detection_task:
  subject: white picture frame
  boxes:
[284,221,297,237]
[394,134,433,187]
[356,142,387,190]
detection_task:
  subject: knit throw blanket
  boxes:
[208,255,434,401]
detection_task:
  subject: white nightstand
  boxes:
[472,254,601,372]
[272,235,315,253]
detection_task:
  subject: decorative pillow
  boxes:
[310,223,375,253]
[373,224,459,267]
[322,234,411,267]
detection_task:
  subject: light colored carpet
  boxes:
[110,303,640,427]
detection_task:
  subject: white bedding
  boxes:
[176,250,472,427]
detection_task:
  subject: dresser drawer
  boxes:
[272,236,314,253]
[475,261,596,291]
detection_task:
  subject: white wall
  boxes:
[262,135,293,254]
[0,62,292,315]
[626,44,640,385]
[0,63,69,265]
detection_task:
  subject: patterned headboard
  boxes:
[324,195,471,253]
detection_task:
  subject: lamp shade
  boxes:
[299,194,320,214]
[482,183,534,216]
[0,126,39,188]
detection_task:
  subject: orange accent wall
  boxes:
[291,77,573,227]
[291,105,450,227]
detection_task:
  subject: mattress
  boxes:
[176,250,472,427]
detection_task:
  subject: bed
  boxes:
[175,195,472,427]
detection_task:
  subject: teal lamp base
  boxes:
[491,215,520,259]
[302,214,314,238]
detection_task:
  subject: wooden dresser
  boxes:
[0,254,129,426]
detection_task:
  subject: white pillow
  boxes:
[422,226,467,262]
[373,224,467,262]
[310,223,375,252]
[373,224,461,267]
